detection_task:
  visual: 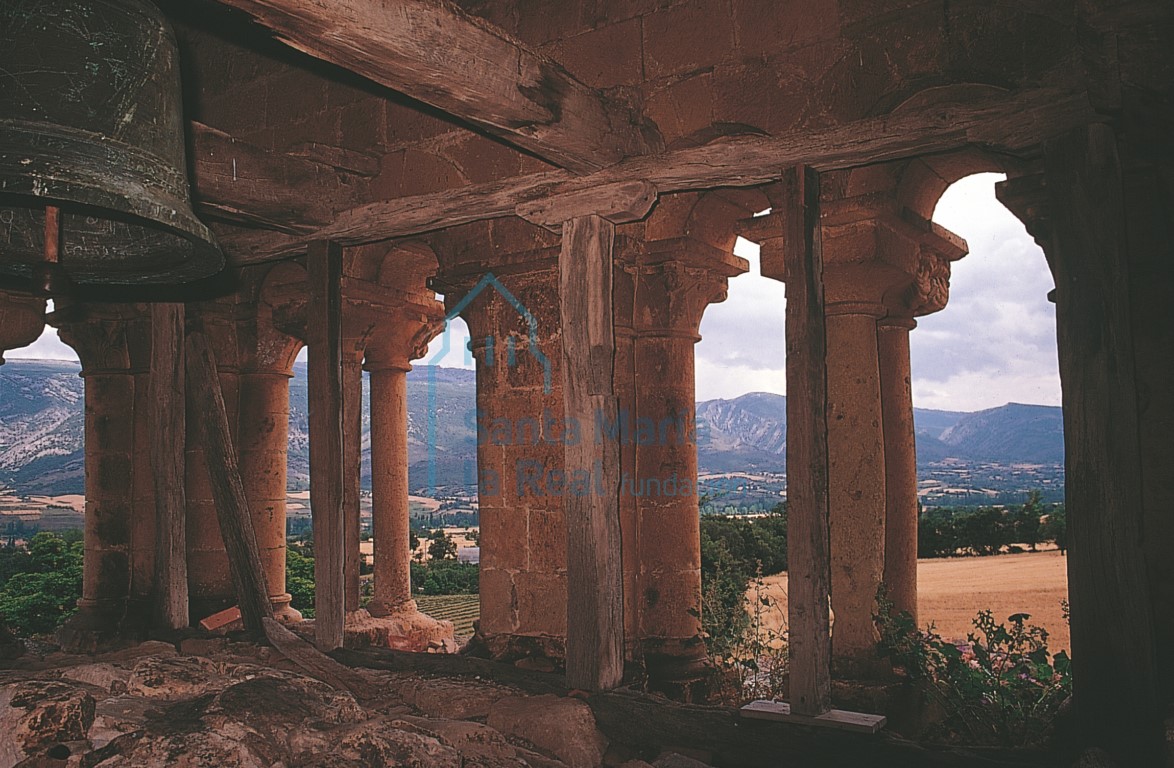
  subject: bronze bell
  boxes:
[0,0,224,288]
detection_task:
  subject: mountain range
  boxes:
[0,359,1064,496]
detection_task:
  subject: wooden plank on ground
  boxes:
[779,166,832,716]
[149,302,188,631]
[307,240,346,651]
[740,700,886,733]
[560,214,623,691]
[185,313,273,638]
[1042,123,1162,765]
[262,617,376,701]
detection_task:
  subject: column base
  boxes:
[270,593,303,623]
[57,599,148,654]
[342,608,456,652]
[642,636,711,702]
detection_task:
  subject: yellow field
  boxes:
[756,549,1070,653]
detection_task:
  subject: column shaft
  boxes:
[878,319,918,622]
[237,371,300,620]
[368,365,415,614]
[825,307,887,669]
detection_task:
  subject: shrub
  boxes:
[875,585,1071,747]
[287,545,316,618]
[410,559,478,595]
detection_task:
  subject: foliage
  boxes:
[699,507,789,703]
[874,585,1072,747]
[0,532,84,636]
[411,559,479,595]
[918,493,1065,558]
[427,529,457,561]
[286,545,316,618]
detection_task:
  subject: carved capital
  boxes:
[630,237,747,337]
[53,302,151,374]
[0,289,46,364]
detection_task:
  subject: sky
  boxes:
[7,174,1059,413]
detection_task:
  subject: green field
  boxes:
[416,594,480,637]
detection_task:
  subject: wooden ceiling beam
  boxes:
[211,0,657,173]
[214,87,1100,264]
[190,122,361,232]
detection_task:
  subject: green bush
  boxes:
[0,532,84,636]
[411,559,478,595]
[287,545,316,618]
[875,585,1071,747]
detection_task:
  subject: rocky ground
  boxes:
[0,639,713,768]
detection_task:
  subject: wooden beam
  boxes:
[1043,123,1162,765]
[307,240,346,652]
[560,214,623,691]
[190,122,359,231]
[149,302,189,631]
[780,166,832,717]
[740,700,885,734]
[217,87,1097,264]
[211,0,653,173]
[517,180,658,231]
[185,312,273,639]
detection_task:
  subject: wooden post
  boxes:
[560,214,624,691]
[149,302,188,630]
[1043,124,1162,764]
[185,312,272,639]
[781,166,832,716]
[343,354,363,613]
[307,240,346,651]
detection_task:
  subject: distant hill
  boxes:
[0,359,1063,497]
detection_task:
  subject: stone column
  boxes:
[627,243,745,694]
[878,316,918,622]
[824,293,888,672]
[237,368,302,621]
[359,322,454,650]
[55,306,153,651]
[342,348,364,614]
[444,259,568,661]
[365,356,414,616]
[185,309,239,621]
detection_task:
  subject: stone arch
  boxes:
[257,260,309,372]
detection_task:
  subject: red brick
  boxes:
[542,17,644,87]
[731,0,841,57]
[645,72,715,146]
[642,0,735,79]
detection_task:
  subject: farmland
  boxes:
[756,549,1070,653]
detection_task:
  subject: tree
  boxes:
[1042,507,1067,554]
[0,532,83,636]
[428,530,457,561]
[286,545,316,618]
[1012,491,1045,551]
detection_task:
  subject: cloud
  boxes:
[3,325,77,362]
[694,173,1062,412]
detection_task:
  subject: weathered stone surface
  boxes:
[395,714,529,767]
[487,694,608,768]
[343,608,455,653]
[125,656,227,700]
[0,679,96,766]
[404,676,519,720]
[59,662,131,694]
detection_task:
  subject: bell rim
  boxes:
[0,119,225,286]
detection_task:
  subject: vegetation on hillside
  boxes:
[0,531,83,635]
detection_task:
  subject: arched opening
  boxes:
[909,172,1068,653]
[0,316,86,639]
